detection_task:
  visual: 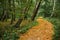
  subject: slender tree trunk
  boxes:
[8,0,13,24]
[1,0,8,21]
[50,0,56,17]
[13,18,23,28]
[11,0,16,24]
[13,0,31,28]
[13,0,15,21]
[13,7,28,28]
[8,0,11,11]
[31,0,42,21]
[23,6,30,19]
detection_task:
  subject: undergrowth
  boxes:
[46,17,60,40]
[0,20,38,40]
[19,21,38,34]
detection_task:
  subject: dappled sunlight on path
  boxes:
[18,17,54,40]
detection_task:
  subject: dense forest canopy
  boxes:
[0,0,60,21]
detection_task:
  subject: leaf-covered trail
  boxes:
[18,18,54,40]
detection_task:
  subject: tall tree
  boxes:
[13,0,30,28]
[50,0,56,17]
[1,0,8,21]
[31,0,42,21]
[11,0,16,24]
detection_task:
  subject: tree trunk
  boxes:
[31,0,42,21]
[13,0,15,21]
[13,0,31,28]
[1,0,8,21]
[13,18,23,28]
[50,0,56,17]
[11,0,16,24]
[13,7,28,28]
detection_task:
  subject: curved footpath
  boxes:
[18,17,54,40]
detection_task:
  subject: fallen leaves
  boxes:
[18,18,54,40]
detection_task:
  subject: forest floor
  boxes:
[18,17,54,40]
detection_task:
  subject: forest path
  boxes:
[18,17,54,40]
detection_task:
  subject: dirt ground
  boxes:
[18,17,54,40]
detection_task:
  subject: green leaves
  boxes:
[20,21,38,34]
[46,18,60,40]
[0,21,38,40]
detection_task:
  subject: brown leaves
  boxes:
[19,17,54,40]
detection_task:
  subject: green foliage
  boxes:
[20,21,38,34]
[46,18,60,40]
[0,25,19,40]
[3,31,19,40]
[0,0,60,40]
[0,21,38,40]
